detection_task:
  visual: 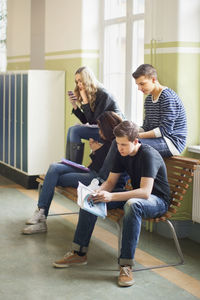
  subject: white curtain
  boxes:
[0,0,7,72]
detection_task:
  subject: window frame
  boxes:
[100,0,144,123]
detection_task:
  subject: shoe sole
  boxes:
[22,229,47,235]
[25,221,39,225]
[53,261,87,268]
[118,279,135,287]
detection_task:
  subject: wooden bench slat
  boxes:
[168,185,186,194]
[171,194,183,201]
[168,207,177,213]
[168,178,189,189]
[166,166,194,177]
[167,173,193,183]
[165,156,200,165]
[170,200,181,207]
[165,160,197,170]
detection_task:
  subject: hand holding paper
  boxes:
[90,190,112,203]
[77,180,107,219]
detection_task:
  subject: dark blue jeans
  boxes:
[139,137,172,158]
[67,125,100,144]
[72,195,168,266]
[38,163,97,216]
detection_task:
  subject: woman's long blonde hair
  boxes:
[74,66,102,112]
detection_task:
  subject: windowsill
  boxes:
[188,145,200,154]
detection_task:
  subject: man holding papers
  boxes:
[53,121,170,287]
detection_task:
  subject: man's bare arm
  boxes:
[97,172,121,192]
[92,177,154,203]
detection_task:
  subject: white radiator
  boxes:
[192,165,200,223]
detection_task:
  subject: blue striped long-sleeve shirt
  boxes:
[142,88,187,153]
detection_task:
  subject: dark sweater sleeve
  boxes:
[81,89,120,124]
[97,140,118,180]
[88,142,111,173]
[72,107,88,124]
[72,88,123,124]
[71,90,111,124]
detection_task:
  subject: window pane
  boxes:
[132,20,144,125]
[104,0,126,20]
[133,0,144,14]
[104,23,126,112]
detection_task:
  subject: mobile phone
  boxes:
[68,90,77,101]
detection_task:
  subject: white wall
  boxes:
[177,0,200,42]
[7,0,100,58]
[145,0,179,43]
[7,0,31,56]
[145,0,200,43]
[45,0,82,52]
[81,0,100,49]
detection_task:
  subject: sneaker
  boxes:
[22,220,47,235]
[26,208,45,225]
[53,251,87,268]
[118,266,135,287]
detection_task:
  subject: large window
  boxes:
[101,0,144,124]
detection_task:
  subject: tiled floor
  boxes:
[0,174,200,300]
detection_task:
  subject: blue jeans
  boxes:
[139,137,172,158]
[38,163,97,216]
[72,195,168,266]
[67,125,100,144]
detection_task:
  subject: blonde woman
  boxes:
[67,66,124,163]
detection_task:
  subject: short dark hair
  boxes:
[113,121,139,142]
[132,64,157,80]
[97,111,122,141]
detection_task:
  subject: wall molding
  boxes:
[7,49,99,63]
[145,41,200,54]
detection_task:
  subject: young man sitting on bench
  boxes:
[53,120,170,287]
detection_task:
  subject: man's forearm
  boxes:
[98,180,115,192]
[111,188,150,202]
[138,129,156,139]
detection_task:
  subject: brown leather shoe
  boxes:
[53,251,87,268]
[118,266,135,287]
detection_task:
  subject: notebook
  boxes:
[61,158,90,172]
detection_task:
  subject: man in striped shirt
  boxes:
[132,64,187,157]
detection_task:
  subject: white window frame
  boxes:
[100,0,144,124]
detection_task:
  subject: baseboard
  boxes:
[0,162,38,189]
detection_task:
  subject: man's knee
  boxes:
[124,199,143,217]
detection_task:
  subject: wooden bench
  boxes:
[36,155,200,271]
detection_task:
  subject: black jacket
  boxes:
[72,88,124,124]
[88,141,111,173]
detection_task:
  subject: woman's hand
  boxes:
[68,91,78,109]
[89,138,103,152]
